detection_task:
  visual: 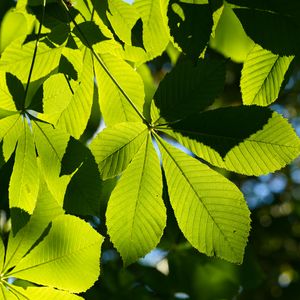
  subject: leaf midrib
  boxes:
[156,135,240,258]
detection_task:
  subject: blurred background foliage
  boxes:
[1,1,300,299]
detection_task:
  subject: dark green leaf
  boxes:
[5,73,25,111]
[168,1,213,60]
[232,8,300,55]
[165,106,273,157]
[152,57,225,123]
[73,21,109,47]
[131,18,145,50]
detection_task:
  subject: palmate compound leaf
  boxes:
[0,39,63,83]
[42,51,94,139]
[156,136,250,264]
[90,122,148,180]
[241,44,294,106]
[151,57,226,123]
[159,106,300,176]
[94,52,145,126]
[9,119,39,214]
[106,133,166,265]
[6,214,104,293]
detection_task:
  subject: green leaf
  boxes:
[0,40,63,82]
[33,121,70,206]
[157,137,250,263]
[162,106,300,175]
[94,52,145,125]
[0,237,4,273]
[56,51,95,138]
[90,122,148,180]
[152,58,225,123]
[41,73,73,124]
[5,73,25,111]
[0,115,22,161]
[168,1,213,60]
[134,0,170,59]
[63,139,103,216]
[106,134,166,265]
[241,44,294,106]
[73,21,108,47]
[231,7,300,56]
[7,214,104,293]
[107,0,139,45]
[10,286,84,300]
[3,181,64,273]
[0,71,17,111]
[9,120,39,214]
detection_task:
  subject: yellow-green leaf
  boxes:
[106,134,166,265]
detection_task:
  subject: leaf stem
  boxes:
[23,0,47,111]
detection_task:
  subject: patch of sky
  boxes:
[139,248,168,267]
[270,104,290,119]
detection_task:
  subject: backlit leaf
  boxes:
[90,122,148,179]
[9,120,39,214]
[158,137,250,263]
[241,44,294,106]
[94,52,145,125]
[162,106,300,175]
[8,215,103,293]
[106,134,166,265]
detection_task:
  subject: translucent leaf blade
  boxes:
[0,114,22,161]
[158,137,250,263]
[90,122,148,179]
[33,121,70,206]
[0,237,4,273]
[0,40,63,82]
[0,71,17,111]
[241,44,294,106]
[106,134,166,265]
[11,286,83,300]
[163,106,300,175]
[57,51,95,138]
[9,120,39,214]
[134,0,170,59]
[9,215,104,293]
[4,182,64,272]
[94,52,145,125]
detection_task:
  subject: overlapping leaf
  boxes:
[106,134,166,265]
[90,122,148,179]
[9,120,39,213]
[0,184,103,298]
[228,3,300,55]
[168,1,213,60]
[8,214,102,293]
[241,44,294,106]
[157,137,250,263]
[94,52,145,125]
[0,39,63,83]
[161,106,300,175]
[152,58,226,123]
[134,0,170,59]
